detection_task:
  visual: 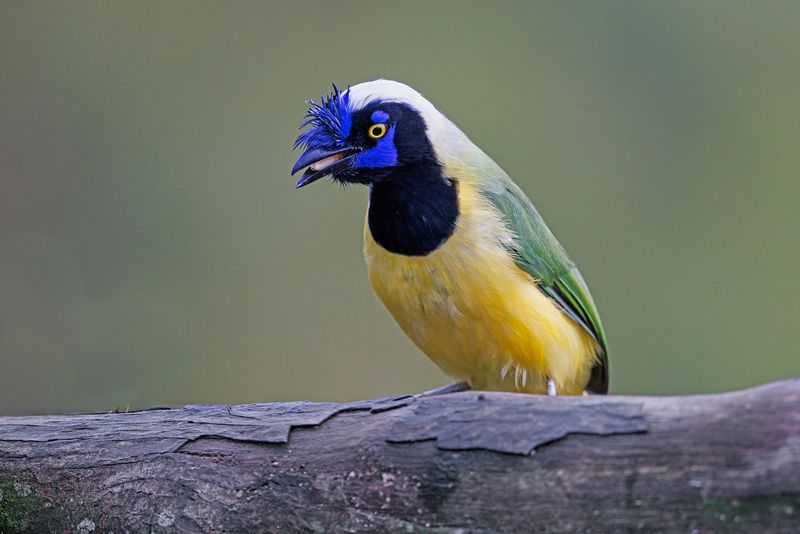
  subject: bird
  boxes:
[291,80,608,396]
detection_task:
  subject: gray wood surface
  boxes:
[1,379,798,533]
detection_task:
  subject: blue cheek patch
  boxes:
[356,124,398,168]
[371,110,390,123]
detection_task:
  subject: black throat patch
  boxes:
[368,165,459,256]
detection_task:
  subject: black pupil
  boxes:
[372,125,382,136]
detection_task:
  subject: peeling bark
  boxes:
[0,379,799,532]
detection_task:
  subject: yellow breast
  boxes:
[364,181,599,395]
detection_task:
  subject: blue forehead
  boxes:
[295,87,401,162]
[294,85,352,149]
[371,110,390,123]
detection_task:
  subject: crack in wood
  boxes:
[0,395,415,465]
[0,393,649,460]
[2,380,799,533]
[386,392,648,455]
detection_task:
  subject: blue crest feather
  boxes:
[294,84,352,150]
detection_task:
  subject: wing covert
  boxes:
[478,178,609,393]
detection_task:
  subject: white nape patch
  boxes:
[310,153,342,171]
[346,80,480,169]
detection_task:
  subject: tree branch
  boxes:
[1,379,798,532]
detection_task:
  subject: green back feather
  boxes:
[477,175,609,393]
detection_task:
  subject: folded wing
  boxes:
[478,177,609,394]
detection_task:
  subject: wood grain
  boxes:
[1,379,798,532]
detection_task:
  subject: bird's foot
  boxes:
[546,379,558,396]
[417,381,471,398]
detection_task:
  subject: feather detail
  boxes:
[294,84,352,150]
[364,181,600,395]
[476,173,609,393]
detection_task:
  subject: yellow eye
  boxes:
[368,123,387,139]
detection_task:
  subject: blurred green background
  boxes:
[1,1,798,415]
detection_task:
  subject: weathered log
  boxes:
[0,379,798,533]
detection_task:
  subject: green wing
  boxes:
[478,177,609,393]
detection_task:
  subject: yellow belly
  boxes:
[364,181,599,395]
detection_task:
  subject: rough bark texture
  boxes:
[0,379,799,533]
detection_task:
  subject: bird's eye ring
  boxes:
[368,123,387,139]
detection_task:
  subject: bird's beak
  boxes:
[291,146,359,189]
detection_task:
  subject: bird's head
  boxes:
[291,80,463,189]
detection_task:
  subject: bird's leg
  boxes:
[418,381,471,397]
[546,379,558,396]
